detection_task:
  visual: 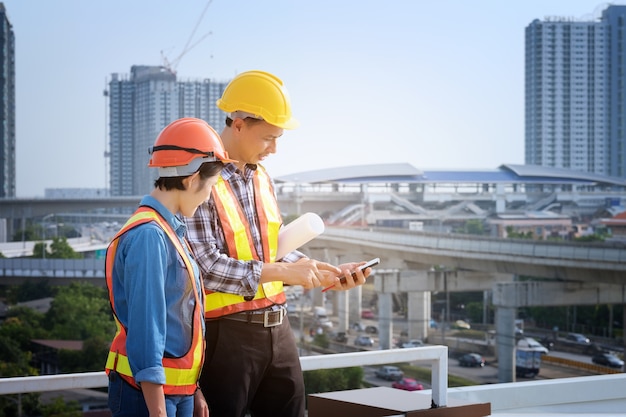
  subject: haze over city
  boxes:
[3,0,621,197]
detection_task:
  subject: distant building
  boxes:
[44,188,109,199]
[107,65,229,196]
[525,5,626,179]
[0,3,15,197]
[599,210,626,241]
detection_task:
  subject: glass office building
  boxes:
[525,5,626,179]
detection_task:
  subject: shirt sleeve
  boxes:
[185,201,261,298]
[118,225,169,385]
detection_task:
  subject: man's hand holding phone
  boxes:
[322,258,380,292]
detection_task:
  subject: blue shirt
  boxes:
[110,195,203,386]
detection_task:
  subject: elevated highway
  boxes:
[1,228,625,286]
[310,227,626,284]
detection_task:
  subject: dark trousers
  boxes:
[200,315,305,417]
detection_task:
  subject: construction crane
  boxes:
[162,0,214,75]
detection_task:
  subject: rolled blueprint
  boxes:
[276,212,325,260]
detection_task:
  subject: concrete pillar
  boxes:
[336,289,349,333]
[407,291,430,341]
[378,292,393,349]
[496,306,516,383]
[349,285,362,328]
[375,270,399,350]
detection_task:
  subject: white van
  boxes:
[517,337,549,354]
[313,306,333,329]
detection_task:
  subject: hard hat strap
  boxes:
[149,145,215,158]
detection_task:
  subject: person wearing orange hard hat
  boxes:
[185,71,372,417]
[105,118,235,417]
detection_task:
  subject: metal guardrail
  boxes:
[0,346,449,407]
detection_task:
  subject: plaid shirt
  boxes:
[185,163,305,299]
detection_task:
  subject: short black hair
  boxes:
[154,161,224,191]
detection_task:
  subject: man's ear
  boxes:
[183,171,199,191]
[232,117,245,133]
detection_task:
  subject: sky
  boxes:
[3,0,624,197]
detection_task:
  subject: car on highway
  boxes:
[375,365,403,381]
[365,325,378,334]
[361,309,375,319]
[458,353,486,367]
[331,331,348,343]
[351,322,366,332]
[452,319,471,330]
[402,339,425,348]
[592,352,624,369]
[391,377,424,391]
[517,337,549,354]
[354,335,375,347]
[567,332,591,344]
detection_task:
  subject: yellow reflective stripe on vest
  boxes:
[105,207,204,394]
[213,178,256,261]
[205,166,284,317]
[254,168,281,262]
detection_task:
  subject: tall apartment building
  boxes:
[107,65,228,196]
[525,5,626,179]
[0,3,15,198]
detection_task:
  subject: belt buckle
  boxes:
[263,308,284,327]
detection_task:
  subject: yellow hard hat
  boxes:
[217,70,299,130]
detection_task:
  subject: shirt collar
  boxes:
[222,162,257,181]
[139,195,186,238]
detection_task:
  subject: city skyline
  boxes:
[2,0,622,197]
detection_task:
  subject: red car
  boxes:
[361,309,375,319]
[391,377,424,391]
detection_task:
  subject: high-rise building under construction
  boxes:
[107,65,228,196]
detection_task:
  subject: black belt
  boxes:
[222,307,286,327]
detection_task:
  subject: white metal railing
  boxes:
[0,346,449,408]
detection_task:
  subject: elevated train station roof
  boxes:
[275,163,626,187]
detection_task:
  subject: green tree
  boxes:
[12,222,44,241]
[44,283,115,341]
[40,396,81,417]
[505,226,534,239]
[49,236,83,259]
[5,280,56,304]
[304,367,363,397]
[32,241,49,259]
[58,335,110,373]
[0,334,37,377]
[463,219,484,235]
[1,307,49,349]
[32,237,83,259]
[312,332,330,349]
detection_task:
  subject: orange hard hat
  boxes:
[148,118,236,177]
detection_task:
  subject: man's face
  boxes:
[236,119,284,164]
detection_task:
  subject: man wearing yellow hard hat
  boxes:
[185,70,372,417]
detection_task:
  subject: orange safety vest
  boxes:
[204,166,286,318]
[105,206,205,396]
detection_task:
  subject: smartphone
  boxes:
[338,258,380,283]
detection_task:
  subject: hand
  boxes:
[193,388,209,417]
[288,258,342,289]
[324,261,370,292]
